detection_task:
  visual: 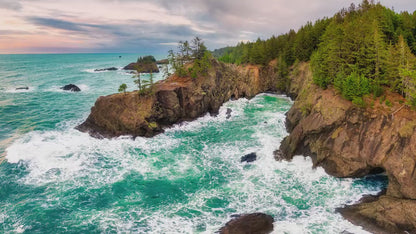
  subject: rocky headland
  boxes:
[77,59,279,138]
[276,63,416,233]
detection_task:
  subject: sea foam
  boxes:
[3,94,379,233]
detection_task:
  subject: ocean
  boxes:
[0,54,387,233]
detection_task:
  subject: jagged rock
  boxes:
[226,108,232,119]
[77,59,281,138]
[15,86,29,90]
[241,152,257,163]
[94,67,118,72]
[60,84,81,92]
[219,213,274,234]
[338,195,416,234]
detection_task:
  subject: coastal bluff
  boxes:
[277,63,416,233]
[77,59,279,138]
[77,59,416,233]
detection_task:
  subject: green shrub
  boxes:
[385,99,392,107]
[341,72,370,101]
[352,97,366,108]
[371,84,384,97]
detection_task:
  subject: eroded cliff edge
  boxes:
[277,63,416,233]
[77,60,279,138]
[78,59,416,232]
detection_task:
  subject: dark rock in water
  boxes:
[226,108,232,119]
[241,152,257,163]
[60,84,81,92]
[94,67,118,72]
[219,213,274,234]
[16,86,29,90]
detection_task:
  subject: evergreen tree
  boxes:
[118,83,127,94]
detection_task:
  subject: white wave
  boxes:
[83,67,123,74]
[5,124,182,186]
[78,84,90,91]
[44,85,65,92]
[4,86,35,93]
[3,94,383,233]
[0,99,14,106]
[0,212,6,223]
[163,97,250,135]
[83,68,100,73]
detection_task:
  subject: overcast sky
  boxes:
[0,0,415,54]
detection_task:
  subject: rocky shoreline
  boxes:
[77,59,416,233]
[77,59,279,138]
[276,63,416,233]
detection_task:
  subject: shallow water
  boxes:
[0,54,387,233]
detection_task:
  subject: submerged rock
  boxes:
[15,86,29,90]
[94,67,118,72]
[226,108,232,119]
[241,152,257,163]
[60,84,81,92]
[219,213,274,234]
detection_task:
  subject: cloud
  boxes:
[27,17,87,32]
[0,0,22,10]
[1,0,416,54]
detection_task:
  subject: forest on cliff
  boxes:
[214,0,416,106]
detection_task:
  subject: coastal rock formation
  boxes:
[277,63,416,233]
[77,59,279,138]
[123,62,159,73]
[219,213,274,234]
[61,84,81,92]
[241,152,257,163]
[94,67,118,72]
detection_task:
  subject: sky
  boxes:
[0,0,415,54]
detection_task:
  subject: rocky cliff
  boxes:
[77,59,279,138]
[277,63,416,233]
[78,58,416,232]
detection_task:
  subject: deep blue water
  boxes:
[0,54,387,233]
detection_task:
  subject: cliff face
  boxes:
[277,63,416,233]
[77,60,279,138]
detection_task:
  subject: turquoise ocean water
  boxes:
[0,54,387,233]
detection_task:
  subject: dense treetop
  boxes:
[137,55,157,64]
[214,0,416,106]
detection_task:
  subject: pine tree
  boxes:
[118,83,127,94]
